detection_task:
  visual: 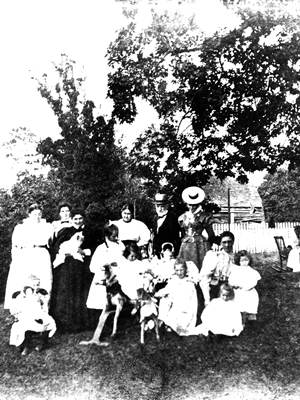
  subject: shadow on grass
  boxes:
[1,252,300,400]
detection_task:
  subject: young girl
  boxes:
[150,243,176,289]
[86,223,125,310]
[195,283,243,337]
[155,258,198,336]
[229,250,261,326]
[9,275,56,356]
[117,243,147,300]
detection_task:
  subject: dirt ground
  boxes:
[1,253,300,400]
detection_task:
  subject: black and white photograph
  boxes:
[1,0,300,399]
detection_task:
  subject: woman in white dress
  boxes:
[112,203,151,255]
[4,204,53,309]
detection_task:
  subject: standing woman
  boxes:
[178,187,216,272]
[112,203,151,254]
[50,208,97,333]
[52,203,72,238]
[4,203,53,309]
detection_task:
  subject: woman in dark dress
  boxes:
[178,187,216,272]
[50,209,98,333]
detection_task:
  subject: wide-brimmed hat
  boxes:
[182,186,205,205]
[153,193,172,206]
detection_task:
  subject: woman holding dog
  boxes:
[50,208,98,333]
[4,203,53,310]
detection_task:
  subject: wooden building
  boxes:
[211,184,264,224]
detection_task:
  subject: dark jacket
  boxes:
[152,211,182,258]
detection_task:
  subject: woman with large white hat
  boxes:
[178,186,216,273]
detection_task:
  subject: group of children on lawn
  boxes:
[9,220,261,355]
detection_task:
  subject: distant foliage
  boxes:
[258,168,300,222]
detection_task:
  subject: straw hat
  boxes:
[182,186,205,205]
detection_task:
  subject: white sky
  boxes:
[0,0,233,142]
[0,0,265,188]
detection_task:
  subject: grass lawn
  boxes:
[1,252,300,400]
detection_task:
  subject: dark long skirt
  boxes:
[50,256,98,333]
[178,237,211,272]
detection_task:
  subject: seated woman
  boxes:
[9,275,56,356]
[155,258,198,336]
[194,283,243,338]
[199,231,236,307]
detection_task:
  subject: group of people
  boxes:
[4,186,261,355]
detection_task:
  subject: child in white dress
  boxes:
[117,243,147,300]
[86,223,125,310]
[9,275,56,356]
[155,258,198,336]
[194,283,243,337]
[229,250,261,327]
[149,243,176,290]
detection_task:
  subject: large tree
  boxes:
[107,0,300,195]
[34,55,128,226]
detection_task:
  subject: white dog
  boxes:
[53,232,84,268]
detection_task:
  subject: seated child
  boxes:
[155,258,198,336]
[149,243,176,291]
[9,275,56,356]
[194,283,243,337]
[229,250,261,326]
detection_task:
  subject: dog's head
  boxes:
[96,263,113,285]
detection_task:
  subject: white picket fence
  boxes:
[212,222,300,253]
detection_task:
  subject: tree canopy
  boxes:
[107,1,300,193]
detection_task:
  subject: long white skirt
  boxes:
[4,248,52,309]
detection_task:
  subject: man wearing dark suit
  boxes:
[151,193,182,258]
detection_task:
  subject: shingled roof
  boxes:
[216,184,263,209]
[207,180,264,223]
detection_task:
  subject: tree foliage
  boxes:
[258,168,300,223]
[107,2,300,192]
[33,55,128,227]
